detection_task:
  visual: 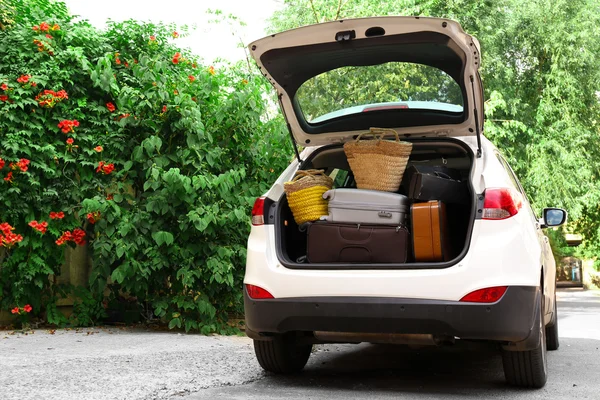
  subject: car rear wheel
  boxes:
[253,334,312,374]
[502,292,548,388]
[546,293,559,351]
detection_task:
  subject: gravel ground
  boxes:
[0,327,260,400]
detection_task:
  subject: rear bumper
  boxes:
[244,286,540,346]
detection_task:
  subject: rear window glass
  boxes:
[295,62,463,124]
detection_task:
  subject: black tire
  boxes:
[502,292,548,388]
[546,293,559,351]
[253,335,312,374]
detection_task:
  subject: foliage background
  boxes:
[0,0,290,331]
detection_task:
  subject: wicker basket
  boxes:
[284,169,333,225]
[344,128,412,192]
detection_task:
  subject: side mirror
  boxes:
[540,208,567,228]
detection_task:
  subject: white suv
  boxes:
[244,16,566,388]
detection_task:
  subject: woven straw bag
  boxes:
[344,127,412,192]
[284,169,334,225]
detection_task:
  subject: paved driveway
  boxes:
[1,288,598,400]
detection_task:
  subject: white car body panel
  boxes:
[245,135,549,302]
[248,16,484,146]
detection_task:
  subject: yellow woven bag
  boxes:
[284,169,333,225]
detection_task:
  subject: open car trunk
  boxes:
[275,139,476,269]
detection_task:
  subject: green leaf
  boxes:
[168,317,181,329]
[152,231,174,246]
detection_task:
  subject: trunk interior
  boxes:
[276,139,475,269]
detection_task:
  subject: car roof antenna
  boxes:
[278,93,303,163]
[469,75,482,158]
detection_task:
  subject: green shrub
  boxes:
[0,0,290,332]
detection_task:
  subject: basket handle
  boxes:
[291,169,328,182]
[354,127,400,143]
[369,127,400,142]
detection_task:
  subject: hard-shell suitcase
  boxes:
[306,222,409,263]
[411,200,450,262]
[402,165,468,205]
[322,189,410,226]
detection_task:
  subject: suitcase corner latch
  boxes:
[378,211,393,219]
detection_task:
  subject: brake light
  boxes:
[363,104,409,112]
[251,197,265,226]
[246,284,274,299]
[460,286,507,303]
[482,188,522,219]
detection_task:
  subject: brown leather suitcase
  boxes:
[411,201,450,262]
[306,223,409,263]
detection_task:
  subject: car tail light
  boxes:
[460,286,508,303]
[251,197,265,226]
[246,284,274,299]
[482,188,522,220]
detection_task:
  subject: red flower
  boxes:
[172,31,179,38]
[87,212,101,224]
[208,66,215,75]
[23,304,32,313]
[149,35,156,41]
[49,211,65,219]
[56,230,73,246]
[0,95,8,102]
[0,83,7,91]
[0,222,13,235]
[46,34,53,39]
[96,161,115,175]
[72,228,86,245]
[17,159,30,172]
[36,90,68,108]
[188,75,196,83]
[0,229,23,248]
[0,158,4,169]
[11,307,19,314]
[16,75,31,84]
[52,24,60,31]
[31,82,37,87]
[57,120,80,134]
[117,113,130,120]
[106,194,114,201]
[115,58,121,65]
[172,52,181,64]
[4,171,13,182]
[106,102,116,112]
[29,220,48,234]
[32,26,39,31]
[94,146,103,152]
[162,105,167,113]
[192,63,197,69]
[39,22,50,31]
[66,138,74,145]
[242,79,249,85]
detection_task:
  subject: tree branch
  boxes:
[309,0,320,24]
[334,0,343,20]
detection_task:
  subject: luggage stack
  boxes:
[284,128,469,264]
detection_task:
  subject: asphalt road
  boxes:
[187,288,600,400]
[1,288,598,400]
